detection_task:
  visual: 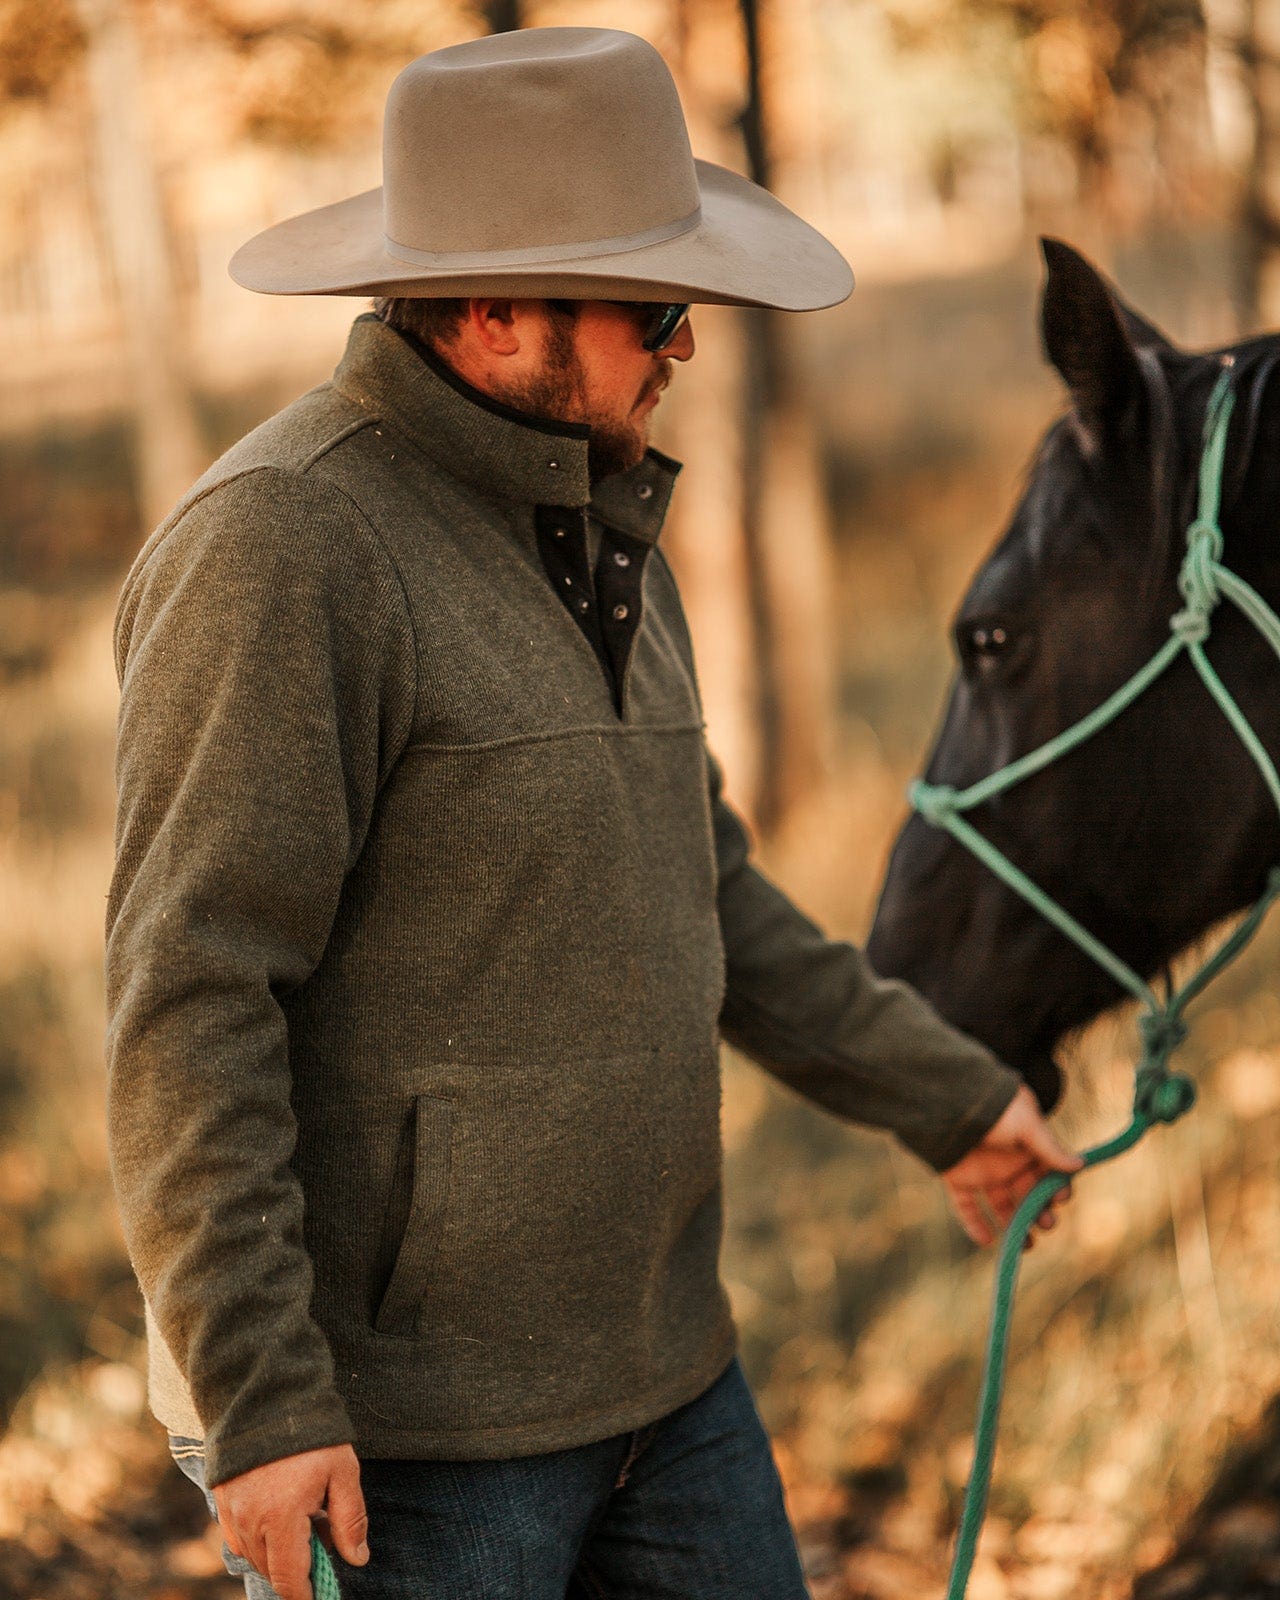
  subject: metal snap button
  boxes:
[613,604,629,621]
[579,598,590,612]
[636,483,653,500]
[613,550,631,567]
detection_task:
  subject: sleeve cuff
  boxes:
[907,1066,1022,1173]
[204,1390,357,1490]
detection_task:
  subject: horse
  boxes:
[866,238,1280,1114]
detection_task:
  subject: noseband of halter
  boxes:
[908,353,1280,1599]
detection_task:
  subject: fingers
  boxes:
[1010,1087,1084,1174]
[1026,1121,1085,1174]
[947,1165,1075,1251]
[981,1160,1052,1223]
[998,1164,1068,1222]
[326,1452,371,1566]
[211,1445,367,1600]
[264,1514,314,1600]
[218,1503,305,1600]
[213,1489,253,1568]
[947,1182,996,1247]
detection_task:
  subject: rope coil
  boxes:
[910,364,1280,1599]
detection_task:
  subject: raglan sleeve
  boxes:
[104,467,418,1489]
[707,744,1021,1172]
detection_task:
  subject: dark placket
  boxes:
[534,505,649,714]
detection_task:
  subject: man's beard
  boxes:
[489,316,657,483]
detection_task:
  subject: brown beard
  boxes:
[489,314,651,484]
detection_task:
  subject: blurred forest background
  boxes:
[6,0,1280,1596]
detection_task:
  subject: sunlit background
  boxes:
[5,1,1280,1596]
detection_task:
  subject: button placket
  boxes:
[595,525,648,715]
[533,505,653,717]
[534,504,614,698]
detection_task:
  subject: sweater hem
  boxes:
[343,1330,740,1462]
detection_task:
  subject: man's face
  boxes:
[493,300,695,481]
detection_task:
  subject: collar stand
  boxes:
[331,313,682,535]
[590,449,681,545]
[333,313,594,506]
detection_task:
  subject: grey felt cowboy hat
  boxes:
[229,26,853,311]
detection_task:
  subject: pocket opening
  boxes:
[372,1093,457,1339]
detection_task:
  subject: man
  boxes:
[105,26,1080,1600]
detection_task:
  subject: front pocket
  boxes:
[372,1094,456,1339]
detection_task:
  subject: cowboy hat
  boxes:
[229,26,853,311]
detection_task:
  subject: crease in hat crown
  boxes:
[227,24,854,311]
[381,29,704,267]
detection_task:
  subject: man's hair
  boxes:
[372,295,580,356]
[372,296,470,350]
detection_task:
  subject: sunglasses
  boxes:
[549,300,692,353]
[626,301,692,353]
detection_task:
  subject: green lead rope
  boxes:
[910,362,1280,1599]
[311,1530,342,1600]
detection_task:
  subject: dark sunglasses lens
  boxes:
[643,303,690,352]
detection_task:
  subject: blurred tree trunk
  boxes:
[71,0,205,529]
[1241,0,1280,326]
[482,1,523,33]
[662,0,839,833]
[738,0,838,832]
[662,0,764,824]
[737,0,784,832]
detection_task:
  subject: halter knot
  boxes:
[1171,521,1224,642]
[1135,1069,1198,1125]
[909,780,958,827]
[1137,1010,1188,1062]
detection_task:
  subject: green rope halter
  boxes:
[910,361,1280,1598]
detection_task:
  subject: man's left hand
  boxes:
[942,1085,1083,1248]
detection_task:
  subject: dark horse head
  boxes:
[866,239,1280,1112]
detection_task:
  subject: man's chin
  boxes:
[587,426,648,484]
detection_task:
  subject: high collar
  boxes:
[330,313,681,546]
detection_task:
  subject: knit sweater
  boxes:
[104,313,1020,1490]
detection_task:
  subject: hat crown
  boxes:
[382,28,702,264]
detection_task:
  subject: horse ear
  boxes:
[1114,298,1175,352]
[1039,237,1148,441]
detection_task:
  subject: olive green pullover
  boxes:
[105,313,1019,1490]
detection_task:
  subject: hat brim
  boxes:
[228,159,853,311]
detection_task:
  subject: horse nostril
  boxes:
[955,618,1016,673]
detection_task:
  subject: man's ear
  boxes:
[1040,238,1148,447]
[468,299,520,355]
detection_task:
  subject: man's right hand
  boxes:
[212,1441,370,1600]
[941,1084,1082,1247]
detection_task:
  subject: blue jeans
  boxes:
[168,1355,811,1598]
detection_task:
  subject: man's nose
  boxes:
[666,316,695,361]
